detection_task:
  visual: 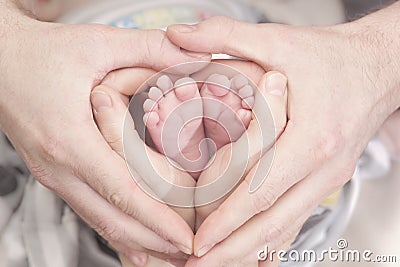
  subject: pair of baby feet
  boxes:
[142,73,255,179]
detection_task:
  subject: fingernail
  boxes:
[173,24,197,33]
[264,73,287,96]
[181,48,210,59]
[128,254,147,267]
[174,243,192,255]
[91,91,112,113]
[197,244,214,257]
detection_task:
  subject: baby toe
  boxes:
[204,74,231,97]
[238,85,254,99]
[148,87,163,101]
[242,96,255,109]
[156,75,173,93]
[231,74,248,89]
[143,99,157,113]
[143,111,160,129]
[174,77,199,101]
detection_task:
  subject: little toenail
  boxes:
[264,73,287,96]
[197,244,214,257]
[91,91,112,113]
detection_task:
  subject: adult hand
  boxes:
[0,2,210,264]
[166,5,400,265]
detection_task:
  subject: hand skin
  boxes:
[0,0,211,262]
[90,62,289,267]
[166,2,400,266]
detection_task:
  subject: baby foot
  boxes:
[143,75,209,178]
[201,74,254,150]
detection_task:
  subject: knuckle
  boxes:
[313,130,344,161]
[94,220,122,242]
[252,188,278,214]
[40,135,63,163]
[143,29,171,67]
[108,191,135,216]
[28,160,56,188]
[25,144,61,186]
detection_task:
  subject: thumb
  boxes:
[167,16,282,69]
[91,84,129,156]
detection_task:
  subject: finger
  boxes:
[167,17,284,69]
[242,228,298,267]
[194,154,350,261]
[92,84,128,155]
[115,244,148,267]
[86,26,211,72]
[59,122,194,253]
[258,226,301,267]
[257,71,288,134]
[188,209,305,267]
[54,173,181,255]
[114,242,188,266]
[101,68,157,97]
[120,253,148,267]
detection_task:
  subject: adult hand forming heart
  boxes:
[90,60,288,266]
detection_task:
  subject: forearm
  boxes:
[347,1,400,115]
